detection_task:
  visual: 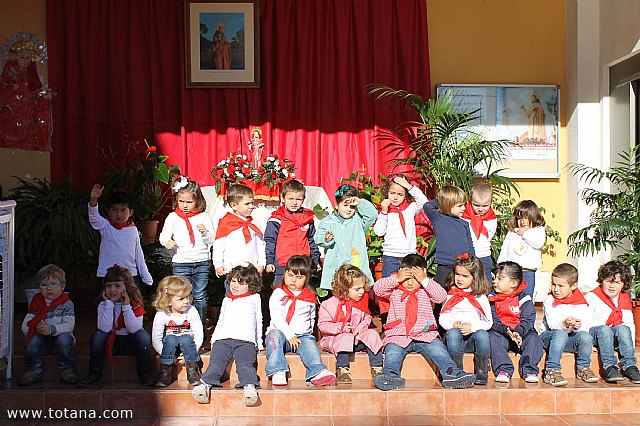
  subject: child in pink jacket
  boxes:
[318,264,383,384]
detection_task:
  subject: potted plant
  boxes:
[102,139,180,243]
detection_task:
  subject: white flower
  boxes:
[275,166,281,171]
[251,169,259,176]
[274,160,280,167]
[235,171,244,178]
[242,155,247,160]
[282,169,289,177]
[266,156,275,162]
[291,173,295,178]
[223,168,229,177]
[217,160,226,166]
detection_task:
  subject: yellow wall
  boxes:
[0,0,50,195]
[427,0,568,271]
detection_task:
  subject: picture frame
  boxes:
[436,84,561,178]
[184,0,260,88]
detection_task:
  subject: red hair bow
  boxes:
[457,253,470,260]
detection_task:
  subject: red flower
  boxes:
[228,165,236,173]
[144,146,157,153]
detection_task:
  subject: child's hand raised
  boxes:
[393,175,412,190]
[122,291,130,305]
[411,266,428,284]
[266,264,276,273]
[396,268,412,283]
[90,184,104,205]
[348,197,361,207]
[288,336,301,351]
[380,199,391,214]
[324,230,334,243]
[101,289,108,301]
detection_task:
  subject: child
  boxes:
[193,264,263,406]
[315,184,378,290]
[89,185,153,292]
[152,275,204,387]
[585,260,640,383]
[79,265,153,387]
[318,264,383,384]
[461,183,497,283]
[265,255,336,386]
[540,263,598,386]
[373,254,476,390]
[439,253,493,385]
[265,179,321,285]
[18,264,77,386]
[488,261,543,383]
[159,177,215,326]
[212,184,266,284]
[423,185,475,286]
[497,200,546,299]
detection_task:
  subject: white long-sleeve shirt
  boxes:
[540,294,593,333]
[497,226,546,269]
[151,305,204,355]
[88,203,152,284]
[159,211,215,263]
[438,293,493,332]
[266,287,315,340]
[464,218,497,259]
[211,293,263,349]
[373,186,429,258]
[584,291,635,342]
[211,213,266,271]
[97,300,144,335]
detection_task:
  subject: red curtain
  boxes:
[47,0,429,196]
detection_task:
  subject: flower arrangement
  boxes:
[211,151,296,194]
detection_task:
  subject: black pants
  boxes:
[201,338,259,388]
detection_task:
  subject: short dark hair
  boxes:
[597,260,632,291]
[552,263,579,286]
[225,264,263,294]
[226,184,254,206]
[494,261,523,284]
[107,191,132,209]
[281,180,306,198]
[399,253,428,270]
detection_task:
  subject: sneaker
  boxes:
[576,367,599,383]
[78,370,102,387]
[495,371,511,383]
[310,369,337,387]
[373,373,406,391]
[271,371,288,386]
[524,373,539,383]
[243,384,259,406]
[370,366,383,377]
[192,381,211,404]
[441,369,475,389]
[623,366,640,384]
[336,367,352,384]
[17,371,42,387]
[60,368,78,385]
[542,370,567,387]
[604,365,624,382]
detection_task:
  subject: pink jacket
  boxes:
[318,296,383,354]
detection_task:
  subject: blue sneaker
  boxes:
[373,373,406,391]
[441,369,475,389]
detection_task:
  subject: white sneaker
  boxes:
[243,384,259,406]
[495,371,511,383]
[271,371,288,386]
[192,381,211,404]
[310,369,337,387]
[524,374,539,383]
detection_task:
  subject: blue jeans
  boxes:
[265,329,327,382]
[590,325,637,370]
[160,333,200,365]
[479,256,492,283]
[522,270,536,300]
[24,333,75,374]
[173,261,210,308]
[382,255,402,278]
[540,329,593,370]
[382,340,457,378]
[336,341,383,368]
[89,329,151,375]
[445,328,491,355]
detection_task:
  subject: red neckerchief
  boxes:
[441,286,487,319]
[551,288,588,307]
[215,212,263,243]
[278,285,317,324]
[461,203,496,238]
[271,206,314,228]
[397,285,422,334]
[488,281,528,328]
[25,292,71,345]
[106,302,145,365]
[384,200,410,236]
[227,291,254,301]
[592,286,632,326]
[109,219,135,230]
[333,293,370,331]
[174,208,202,245]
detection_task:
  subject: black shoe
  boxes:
[623,366,640,384]
[442,368,475,389]
[373,373,405,391]
[78,370,103,387]
[139,371,156,387]
[17,371,42,386]
[604,365,624,382]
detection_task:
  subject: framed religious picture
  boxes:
[184,0,260,88]
[436,84,561,178]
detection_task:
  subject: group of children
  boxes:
[18,174,640,407]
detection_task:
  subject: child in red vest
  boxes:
[264,180,321,286]
[489,261,543,383]
[585,260,640,383]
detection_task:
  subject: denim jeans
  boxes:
[173,261,210,308]
[382,340,456,378]
[478,256,492,283]
[160,333,200,365]
[540,329,593,370]
[590,325,637,370]
[336,341,383,368]
[89,329,151,375]
[24,333,75,374]
[445,328,491,355]
[382,255,402,278]
[522,270,536,300]
[265,329,327,382]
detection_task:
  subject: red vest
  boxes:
[271,207,314,266]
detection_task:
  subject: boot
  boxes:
[78,369,102,387]
[474,353,490,385]
[196,306,208,329]
[155,364,173,387]
[186,362,201,386]
[450,353,464,371]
